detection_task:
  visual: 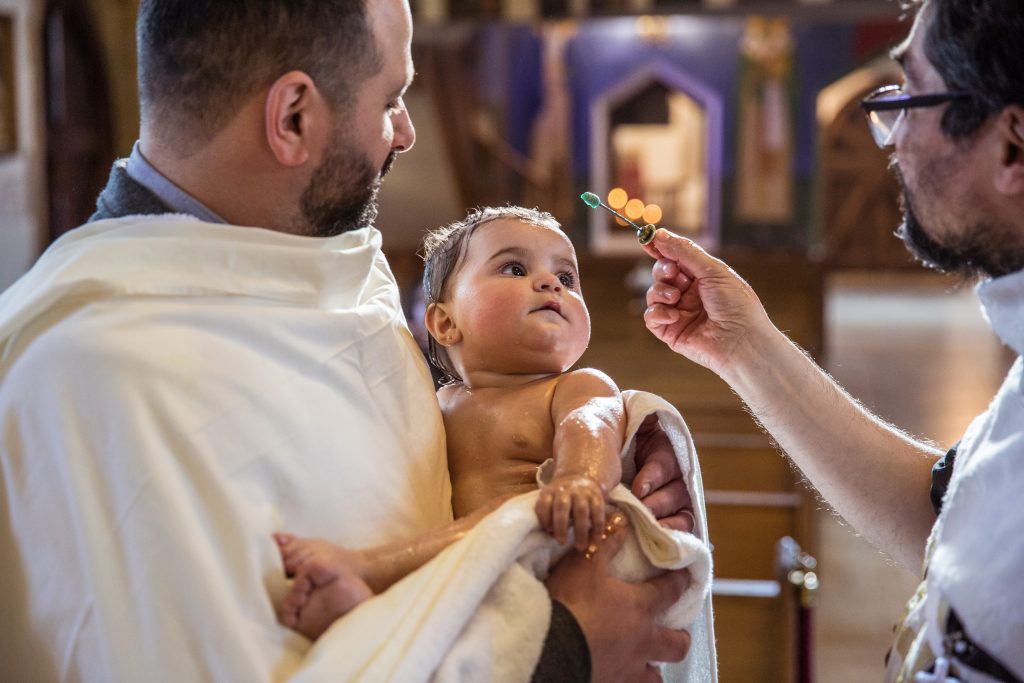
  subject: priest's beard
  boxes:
[299,131,397,238]
[894,164,1024,280]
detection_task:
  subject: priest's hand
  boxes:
[546,513,692,683]
[642,229,772,378]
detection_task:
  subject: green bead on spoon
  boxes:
[580,191,657,245]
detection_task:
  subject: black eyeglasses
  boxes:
[860,85,972,148]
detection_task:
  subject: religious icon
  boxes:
[610,80,709,237]
[735,16,795,226]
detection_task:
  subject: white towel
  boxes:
[293,390,716,682]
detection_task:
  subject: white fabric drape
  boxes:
[0,217,451,680]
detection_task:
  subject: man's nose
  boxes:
[393,109,416,153]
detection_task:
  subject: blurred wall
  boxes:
[0,0,44,290]
[85,0,139,157]
[376,84,464,252]
[0,0,138,290]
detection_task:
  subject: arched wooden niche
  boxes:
[817,58,916,269]
[589,60,722,255]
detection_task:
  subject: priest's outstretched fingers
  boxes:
[641,228,772,375]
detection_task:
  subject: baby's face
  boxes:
[445,218,591,377]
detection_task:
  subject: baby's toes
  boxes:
[293,575,312,604]
[282,547,314,576]
[282,577,312,623]
[280,599,299,628]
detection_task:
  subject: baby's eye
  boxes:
[501,262,527,277]
[558,272,576,288]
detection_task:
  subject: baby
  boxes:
[422,205,625,544]
[277,206,628,638]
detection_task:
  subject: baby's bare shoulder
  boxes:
[556,367,621,396]
[435,382,467,411]
[549,369,623,421]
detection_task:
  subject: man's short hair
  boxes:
[137,0,383,147]
[915,0,1024,139]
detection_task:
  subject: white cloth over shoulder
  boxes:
[295,391,716,683]
[0,217,452,680]
[886,270,1024,681]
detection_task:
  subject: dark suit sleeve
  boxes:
[90,162,175,222]
[930,442,959,515]
[531,600,591,683]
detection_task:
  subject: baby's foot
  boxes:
[275,533,374,640]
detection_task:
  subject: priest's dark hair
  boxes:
[911,0,1024,140]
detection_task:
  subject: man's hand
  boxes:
[642,229,771,376]
[632,414,695,533]
[546,513,691,683]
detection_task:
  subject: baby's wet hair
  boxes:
[420,205,561,382]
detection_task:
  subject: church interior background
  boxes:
[0,0,1014,680]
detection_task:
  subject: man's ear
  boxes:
[424,303,462,346]
[264,71,324,168]
[994,105,1024,196]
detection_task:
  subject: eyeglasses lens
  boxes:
[867,109,903,147]
[864,87,906,148]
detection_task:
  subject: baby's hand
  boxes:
[535,475,608,551]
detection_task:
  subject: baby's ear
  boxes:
[424,302,462,346]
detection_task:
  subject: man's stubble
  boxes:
[894,159,1024,280]
[298,126,398,238]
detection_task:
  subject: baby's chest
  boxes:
[442,379,565,469]
[446,401,556,469]
[485,420,554,463]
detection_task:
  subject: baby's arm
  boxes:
[535,368,625,551]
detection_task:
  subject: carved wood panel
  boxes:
[820,80,916,269]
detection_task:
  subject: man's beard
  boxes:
[894,163,1024,280]
[298,133,398,238]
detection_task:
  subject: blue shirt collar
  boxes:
[125,141,227,224]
